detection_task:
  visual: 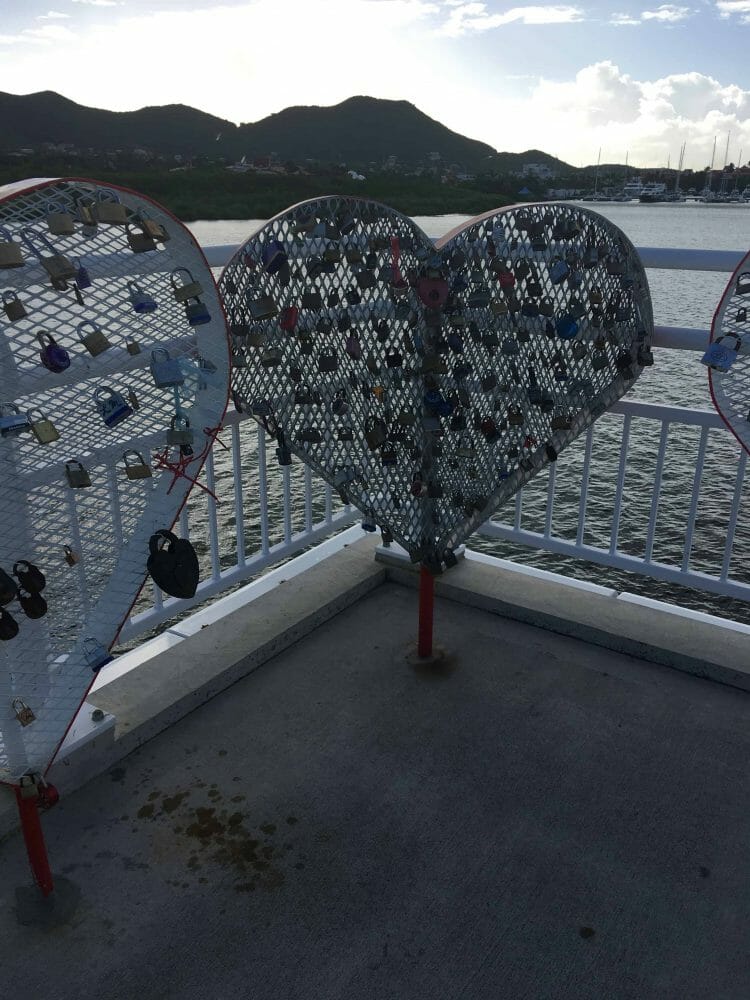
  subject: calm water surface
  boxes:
[179,205,750,626]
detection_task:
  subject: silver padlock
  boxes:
[46,201,75,236]
[167,415,193,448]
[29,409,60,444]
[170,267,203,302]
[13,698,35,726]
[0,226,24,269]
[150,348,184,387]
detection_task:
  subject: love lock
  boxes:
[123,450,152,481]
[37,331,70,373]
[127,280,158,314]
[171,267,204,303]
[167,415,193,449]
[701,334,741,373]
[93,386,133,428]
[126,221,157,253]
[2,290,26,321]
[20,228,77,284]
[147,529,200,599]
[13,699,35,727]
[65,460,91,488]
[83,637,114,673]
[29,409,59,445]
[93,188,128,225]
[150,348,184,387]
[0,403,31,437]
[184,297,211,327]
[78,320,112,356]
[45,200,76,236]
[247,295,275,320]
[0,226,24,268]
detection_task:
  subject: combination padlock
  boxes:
[2,290,26,321]
[0,402,31,437]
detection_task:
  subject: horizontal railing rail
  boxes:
[109,239,748,644]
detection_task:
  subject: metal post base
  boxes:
[14,877,81,927]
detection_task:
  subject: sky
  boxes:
[0,0,748,170]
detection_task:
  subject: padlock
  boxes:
[29,410,60,444]
[301,290,322,310]
[94,386,134,428]
[261,346,282,368]
[63,545,79,566]
[280,306,298,332]
[126,222,157,253]
[231,346,248,370]
[71,259,92,292]
[184,297,211,326]
[248,294,277,321]
[167,415,193,448]
[551,411,572,431]
[508,406,524,427]
[345,334,362,360]
[125,336,141,356]
[93,188,128,224]
[127,280,158,314]
[46,201,75,236]
[381,441,397,466]
[556,315,578,340]
[397,406,416,426]
[123,450,152,480]
[331,391,349,417]
[20,228,77,283]
[701,334,741,373]
[75,196,97,232]
[36,330,69,373]
[294,383,313,406]
[735,271,750,296]
[127,388,140,412]
[481,370,497,392]
[150,348,184,387]
[78,320,112,356]
[261,239,287,275]
[0,403,31,437]
[171,267,204,302]
[84,637,114,673]
[65,460,91,488]
[136,211,170,243]
[13,699,35,727]
[18,587,47,620]
[365,419,387,451]
[2,290,26,321]
[592,350,608,371]
[18,775,39,798]
[0,226,24,269]
[427,480,444,499]
[360,516,377,533]
[548,257,569,284]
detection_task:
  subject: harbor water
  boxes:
[173,205,750,629]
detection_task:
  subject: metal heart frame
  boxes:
[706,248,750,455]
[0,178,230,783]
[219,196,653,571]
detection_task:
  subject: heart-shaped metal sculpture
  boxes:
[703,249,750,454]
[219,197,653,570]
[0,178,230,783]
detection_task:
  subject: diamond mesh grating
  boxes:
[0,178,230,782]
[219,197,653,570]
[708,252,750,454]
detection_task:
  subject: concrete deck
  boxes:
[1,579,749,1000]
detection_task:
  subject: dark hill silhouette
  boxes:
[0,90,577,173]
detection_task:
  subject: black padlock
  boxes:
[18,588,47,620]
[13,561,46,594]
[146,530,199,599]
[0,608,18,641]
[0,568,18,605]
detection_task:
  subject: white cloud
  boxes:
[716,0,750,20]
[437,3,584,37]
[71,0,121,6]
[0,24,76,45]
[641,4,693,21]
[37,10,71,19]
[610,12,641,24]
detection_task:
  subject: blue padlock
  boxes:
[93,386,133,428]
[548,258,569,284]
[261,239,287,275]
[127,280,158,314]
[84,637,114,673]
[556,314,579,340]
[184,297,211,326]
[701,334,741,373]
[0,403,31,437]
[75,258,92,289]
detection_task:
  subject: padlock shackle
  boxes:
[77,319,102,334]
[19,226,58,259]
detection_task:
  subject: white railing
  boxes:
[113,242,748,643]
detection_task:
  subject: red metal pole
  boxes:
[15,786,54,898]
[417,566,435,658]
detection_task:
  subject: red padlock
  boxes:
[417,276,449,309]
[38,782,60,810]
[280,306,298,332]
